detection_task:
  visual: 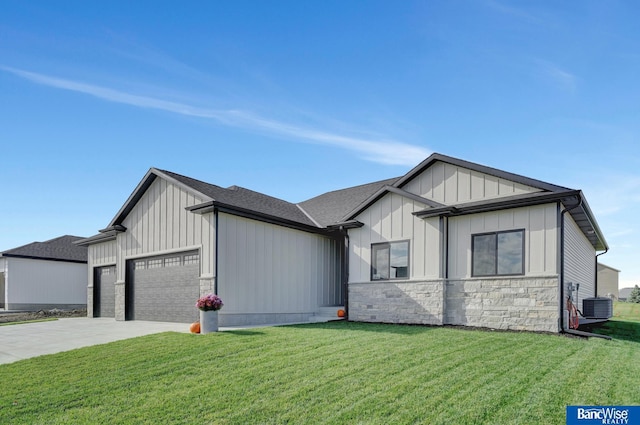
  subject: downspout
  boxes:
[214,208,219,295]
[441,215,449,325]
[595,248,609,297]
[443,216,449,280]
[560,194,583,332]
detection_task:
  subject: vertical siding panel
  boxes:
[402,200,414,240]
[380,195,392,240]
[432,162,445,203]
[370,202,381,243]
[172,186,181,250]
[485,175,499,198]
[458,168,471,203]
[470,171,485,200]
[545,205,557,274]
[423,167,433,199]
[265,225,274,309]
[484,213,499,231]
[160,180,168,251]
[498,179,514,196]
[413,205,426,278]
[391,194,403,240]
[529,207,545,274]
[360,212,372,281]
[425,217,440,278]
[564,215,595,308]
[167,184,174,249]
[153,180,161,252]
[185,193,194,247]
[350,228,362,283]
[444,164,457,204]
[194,201,202,251]
[498,210,515,229]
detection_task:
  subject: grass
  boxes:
[1,302,639,424]
[588,301,640,344]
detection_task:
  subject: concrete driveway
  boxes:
[0,318,190,365]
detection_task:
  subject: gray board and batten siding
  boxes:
[81,168,347,325]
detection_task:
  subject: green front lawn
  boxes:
[1,317,638,425]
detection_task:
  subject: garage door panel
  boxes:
[128,251,200,323]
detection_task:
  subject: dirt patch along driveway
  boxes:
[0,309,87,324]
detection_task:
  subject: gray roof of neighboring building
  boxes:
[298,177,400,228]
[619,287,635,299]
[1,235,88,263]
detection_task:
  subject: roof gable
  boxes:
[104,168,319,233]
[1,235,87,263]
[341,153,570,223]
[395,153,570,193]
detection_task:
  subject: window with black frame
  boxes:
[371,241,409,280]
[472,229,524,277]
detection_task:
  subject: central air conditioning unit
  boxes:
[582,297,613,319]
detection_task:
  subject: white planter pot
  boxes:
[200,310,219,334]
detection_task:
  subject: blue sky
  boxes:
[1,1,638,288]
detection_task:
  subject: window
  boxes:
[472,229,524,277]
[164,257,181,267]
[184,254,199,265]
[134,260,146,270]
[148,259,163,269]
[371,241,409,280]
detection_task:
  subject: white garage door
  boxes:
[126,251,200,323]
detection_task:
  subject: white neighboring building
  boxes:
[0,235,88,310]
[597,263,620,300]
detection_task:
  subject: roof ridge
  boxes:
[301,176,401,203]
[156,168,228,192]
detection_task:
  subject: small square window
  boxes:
[148,259,163,269]
[184,254,199,265]
[164,257,181,267]
[472,230,524,277]
[371,241,409,281]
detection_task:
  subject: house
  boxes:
[619,287,634,302]
[596,263,620,300]
[0,235,88,310]
[78,153,608,332]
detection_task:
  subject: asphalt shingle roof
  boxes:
[298,177,400,227]
[1,235,88,263]
[159,169,319,227]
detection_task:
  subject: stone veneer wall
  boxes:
[86,286,94,318]
[349,280,445,325]
[444,276,560,333]
[348,276,560,333]
[114,281,126,320]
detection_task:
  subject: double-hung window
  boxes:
[472,229,525,277]
[371,240,409,280]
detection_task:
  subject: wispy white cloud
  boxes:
[584,175,640,218]
[484,0,543,25]
[532,59,577,91]
[0,66,430,166]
